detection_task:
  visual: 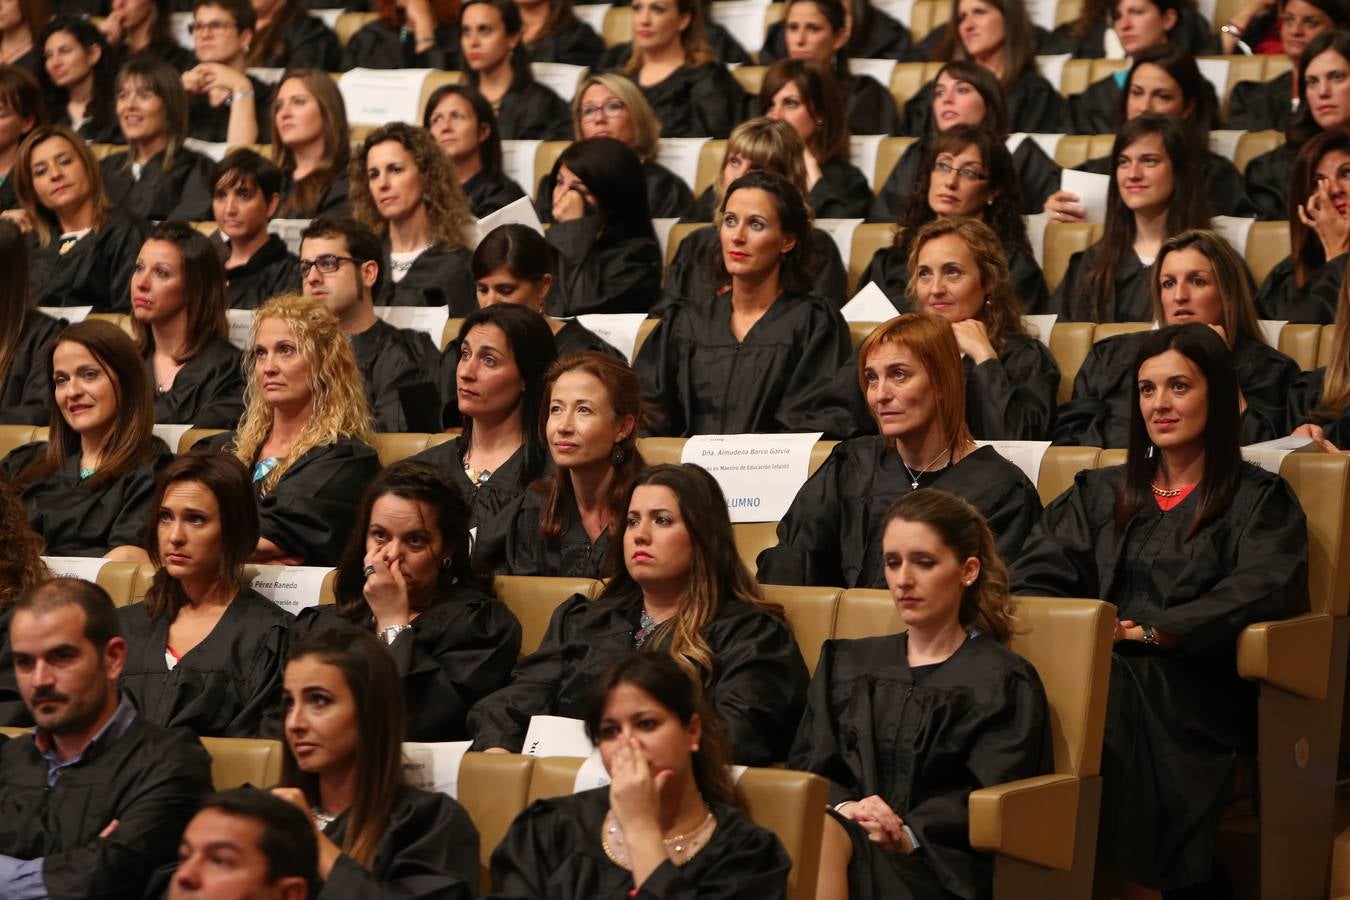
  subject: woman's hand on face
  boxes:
[607,735,670,835]
[553,186,589,223]
[363,551,412,629]
[1299,181,1350,259]
[949,318,997,364]
[1043,190,1085,223]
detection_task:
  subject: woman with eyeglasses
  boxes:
[422,84,526,220]
[181,0,273,146]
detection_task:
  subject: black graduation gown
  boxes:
[660,224,848,311]
[463,167,527,219]
[187,75,275,144]
[870,134,1060,220]
[1226,70,1295,132]
[635,290,851,436]
[845,72,900,137]
[789,632,1052,900]
[467,589,809,764]
[900,67,1066,137]
[0,174,17,214]
[277,171,350,219]
[526,16,604,67]
[535,158,693,223]
[1048,243,1151,322]
[1286,368,1350,445]
[340,20,459,70]
[116,588,292,739]
[148,335,245,428]
[350,317,442,433]
[757,441,1041,588]
[637,62,747,139]
[1073,149,1259,220]
[1253,253,1345,324]
[294,584,522,742]
[1051,332,1299,447]
[200,432,381,566]
[859,239,1050,316]
[254,13,341,70]
[1010,464,1308,890]
[1066,72,1121,135]
[0,311,62,426]
[1244,141,1295,222]
[27,208,151,314]
[1,439,174,557]
[224,234,300,309]
[488,788,793,900]
[810,156,872,219]
[545,216,663,316]
[0,607,26,727]
[478,487,613,578]
[410,436,538,529]
[496,80,574,141]
[51,100,122,144]
[131,38,196,72]
[1039,8,1217,58]
[100,148,214,222]
[553,320,624,358]
[376,241,476,314]
[759,6,912,65]
[319,785,479,900]
[0,715,212,900]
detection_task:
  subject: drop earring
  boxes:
[1146,444,1155,459]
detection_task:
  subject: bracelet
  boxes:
[227,89,255,106]
[1221,20,1244,37]
[379,623,412,644]
[414,35,435,47]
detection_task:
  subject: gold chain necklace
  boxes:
[600,806,716,870]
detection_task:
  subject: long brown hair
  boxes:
[757,58,850,163]
[1315,275,1350,419]
[246,0,304,66]
[132,222,230,365]
[113,58,189,173]
[932,0,1038,91]
[856,313,974,455]
[0,478,48,607]
[621,0,714,75]
[13,124,112,247]
[270,70,350,218]
[348,122,473,251]
[1148,229,1264,349]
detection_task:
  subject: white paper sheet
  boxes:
[1211,215,1255,258]
[1196,58,1230,107]
[227,309,255,350]
[172,11,194,49]
[267,218,311,256]
[501,140,544,200]
[813,218,864,269]
[245,67,286,85]
[873,0,919,28]
[574,313,649,362]
[1258,319,1289,349]
[531,62,588,102]
[41,557,109,582]
[183,138,233,162]
[339,69,433,126]
[848,58,898,88]
[1208,129,1244,163]
[375,306,451,345]
[1025,0,1059,32]
[402,741,473,797]
[1027,132,1066,163]
[1024,212,1049,268]
[1103,26,1125,59]
[681,432,822,523]
[1022,313,1057,349]
[573,4,611,35]
[311,8,344,29]
[655,137,711,192]
[573,749,612,792]
[974,440,1052,485]
[709,0,772,53]
[153,424,196,453]
[841,281,899,323]
[37,306,92,324]
[245,566,330,614]
[652,217,679,260]
[473,194,545,247]
[1241,435,1313,474]
[848,134,888,189]
[1059,169,1110,224]
[1035,53,1073,92]
[522,715,594,757]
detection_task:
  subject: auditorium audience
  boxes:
[518,0,603,66]
[272,69,351,219]
[460,0,571,140]
[96,0,194,71]
[181,0,272,145]
[1066,0,1189,133]
[0,65,42,214]
[760,0,912,65]
[0,0,44,74]
[1289,274,1350,447]
[0,578,213,897]
[212,149,300,310]
[490,653,794,898]
[2,319,174,561]
[340,0,459,71]
[274,626,480,898]
[295,460,521,741]
[37,18,119,143]
[1045,0,1216,56]
[118,453,291,739]
[246,0,340,70]
[470,463,809,765]
[0,219,60,425]
[1227,0,1347,131]
[423,83,526,219]
[0,479,46,727]
[1012,322,1309,897]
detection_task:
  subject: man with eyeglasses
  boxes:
[182,0,274,145]
[299,215,443,432]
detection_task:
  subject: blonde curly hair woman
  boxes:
[199,293,380,566]
[349,122,478,314]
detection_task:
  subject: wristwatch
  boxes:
[1141,624,1159,646]
[379,623,413,645]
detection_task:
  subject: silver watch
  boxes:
[379,623,413,645]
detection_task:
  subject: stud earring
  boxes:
[611,445,626,466]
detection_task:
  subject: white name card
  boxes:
[813,218,864,270]
[709,0,772,53]
[573,313,649,362]
[267,218,311,256]
[375,306,451,345]
[501,140,545,201]
[975,440,1052,486]
[152,424,196,454]
[655,137,711,192]
[172,11,194,49]
[849,134,888,189]
[1059,169,1111,224]
[41,557,108,582]
[1242,435,1313,474]
[681,432,822,523]
[183,138,233,163]
[573,4,611,35]
[573,749,611,792]
[474,195,544,247]
[38,306,92,324]
[1035,54,1073,92]
[841,281,897,323]
[1258,319,1288,349]
[1209,129,1245,164]
[402,740,474,797]
[1025,212,1049,269]
[245,565,330,614]
[652,217,680,261]
[532,62,588,102]
[1026,0,1059,32]
[1211,215,1255,258]
[848,59,898,89]
[873,0,919,29]
[1023,314,1057,349]
[245,67,286,85]
[522,715,594,757]
[227,309,254,350]
[339,68,434,126]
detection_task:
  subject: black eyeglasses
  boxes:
[298,254,355,276]
[933,160,989,182]
[187,20,239,34]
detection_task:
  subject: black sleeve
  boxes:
[772,302,853,432]
[967,337,1060,440]
[786,641,865,807]
[1245,147,1291,221]
[1066,77,1117,135]
[707,611,809,765]
[1204,155,1259,219]
[165,153,215,221]
[1226,77,1287,131]
[547,218,663,316]
[258,444,381,566]
[0,316,60,425]
[104,215,153,316]
[756,444,849,587]
[1009,473,1104,597]
[688,64,748,139]
[1010,73,1067,133]
[898,81,934,138]
[1237,346,1300,444]
[284,16,341,70]
[1050,341,1121,447]
[633,821,791,900]
[229,619,290,739]
[633,314,688,437]
[869,142,921,221]
[1047,248,1089,321]
[1010,244,1051,314]
[106,451,173,550]
[809,159,872,220]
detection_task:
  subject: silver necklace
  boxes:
[900,447,951,490]
[389,243,433,273]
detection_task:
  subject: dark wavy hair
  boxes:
[0,477,48,607]
[712,170,819,294]
[471,222,552,282]
[1115,45,1218,148]
[422,84,506,178]
[37,17,117,142]
[783,0,854,80]
[757,58,850,163]
[550,137,657,242]
[1289,29,1350,144]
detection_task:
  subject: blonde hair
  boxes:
[229,294,375,493]
[571,73,661,159]
[714,117,809,210]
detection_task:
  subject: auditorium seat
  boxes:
[849,222,897,295]
[1278,323,1322,373]
[92,561,146,606]
[1037,446,1100,507]
[457,752,535,894]
[1053,133,1114,169]
[635,436,685,466]
[494,574,602,656]
[441,316,466,350]
[373,432,443,466]
[664,222,704,270]
[848,320,879,349]
[633,317,660,359]
[1319,324,1336,369]
[872,136,918,193]
[0,425,40,460]
[334,11,377,46]
[200,736,284,790]
[601,5,630,47]
[190,221,218,237]
[88,142,125,161]
[87,313,136,339]
[910,0,950,40]
[1059,59,1096,98]
[0,726,28,738]
[1092,321,1152,343]
[1199,54,1267,118]
[533,140,570,197]
[694,139,726,199]
[760,583,840,674]
[1042,222,1100,294]
[732,65,767,97]
[1245,220,1291,286]
[888,62,943,116]
[1048,322,1095,405]
[1234,130,1284,177]
[179,427,227,453]
[834,589,1115,898]
[733,521,778,575]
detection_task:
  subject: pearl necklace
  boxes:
[900,447,951,491]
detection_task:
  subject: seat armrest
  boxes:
[968,774,1079,871]
[1236,613,1334,700]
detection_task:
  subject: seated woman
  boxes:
[1227,0,1345,131]
[613,0,747,139]
[95,0,194,71]
[543,137,663,316]
[412,303,557,525]
[341,0,459,71]
[864,125,1049,314]
[423,84,526,219]
[1247,30,1350,219]
[37,18,120,143]
[478,352,646,578]
[182,0,273,146]
[0,0,43,74]
[211,149,300,311]
[1,319,173,560]
[1056,229,1299,447]
[536,73,693,222]
[470,463,810,765]
[0,478,47,725]
[759,59,871,220]
[460,0,571,141]
[131,222,245,428]
[793,488,1051,900]
[1252,129,1349,324]
[204,294,381,567]
[1012,322,1309,897]
[295,461,521,742]
[667,118,848,310]
[246,0,340,70]
[1052,113,1212,323]
[0,65,43,215]
[0,220,61,425]
[274,627,480,898]
[761,0,911,67]
[271,69,351,219]
[1289,277,1350,448]
[490,653,794,897]
[758,313,1041,587]
[118,453,292,739]
[349,122,476,314]
[1042,0,1215,57]
[1065,0,1190,133]
[1045,46,1258,222]
[902,0,1065,135]
[518,0,604,66]
[638,171,850,436]
[871,60,1061,219]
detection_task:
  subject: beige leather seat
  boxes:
[458,752,535,894]
[92,561,150,607]
[494,575,602,656]
[200,736,285,790]
[1318,324,1337,368]
[0,425,40,460]
[664,222,704,270]
[1092,321,1153,343]
[635,437,686,467]
[334,11,377,45]
[887,62,942,114]
[1234,130,1285,177]
[372,432,439,467]
[601,5,631,47]
[732,66,767,97]
[1042,223,1100,294]
[1278,323,1322,372]
[872,137,918,193]
[179,427,228,453]
[0,726,29,738]
[694,140,727,199]
[849,223,897,295]
[442,316,467,350]
[760,584,840,675]
[1048,322,1095,406]
[1059,59,1096,97]
[87,313,135,338]
[1037,447,1100,507]
[1245,220,1291,285]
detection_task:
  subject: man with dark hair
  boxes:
[169,789,317,900]
[0,578,213,899]
[300,214,442,431]
[212,149,301,311]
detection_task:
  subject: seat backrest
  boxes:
[635,436,686,466]
[526,754,586,803]
[1278,323,1322,372]
[334,11,377,45]
[732,522,779,577]
[809,440,837,476]
[1060,59,1095,97]
[88,142,125,161]
[0,425,39,460]
[494,575,601,655]
[441,316,466,350]
[180,427,227,453]
[848,321,879,350]
[1057,0,1083,25]
[665,222,705,269]
[95,562,149,607]
[632,318,660,361]
[889,62,933,111]
[1048,322,1096,405]
[1038,446,1100,506]
[372,432,437,467]
[849,223,898,294]
[0,726,28,738]
[873,137,918,192]
[1278,453,1350,617]
[87,312,135,338]
[1318,324,1337,368]
[1245,220,1291,285]
[534,140,571,193]
[1052,134,1093,169]
[1205,54,1265,117]
[694,140,727,199]
[419,70,464,118]
[457,752,535,892]
[732,65,767,96]
[1042,222,1098,293]
[602,5,631,46]
[1089,58,1129,83]
[760,584,840,675]
[200,737,285,790]
[1092,321,1152,343]
[739,768,830,900]
[1234,129,1284,176]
